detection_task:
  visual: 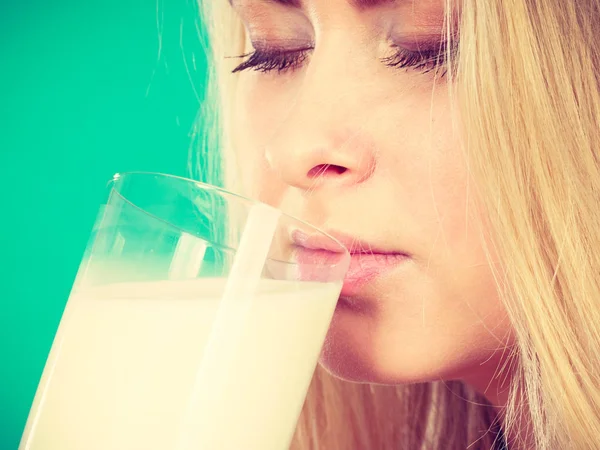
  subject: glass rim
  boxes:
[109,171,350,256]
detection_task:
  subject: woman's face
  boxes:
[229,0,513,396]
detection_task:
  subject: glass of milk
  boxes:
[19,172,350,450]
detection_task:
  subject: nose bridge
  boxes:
[265,37,378,191]
[304,32,373,114]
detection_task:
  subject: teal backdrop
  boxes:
[0,1,209,448]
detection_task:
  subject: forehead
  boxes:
[229,0,453,34]
[230,0,453,19]
[230,0,399,10]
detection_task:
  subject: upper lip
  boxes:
[291,228,408,256]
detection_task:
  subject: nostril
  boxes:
[307,164,348,178]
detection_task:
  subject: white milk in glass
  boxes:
[20,277,340,450]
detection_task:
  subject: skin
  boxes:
[229,0,515,409]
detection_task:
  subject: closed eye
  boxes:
[228,42,456,77]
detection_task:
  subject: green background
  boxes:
[0,1,210,447]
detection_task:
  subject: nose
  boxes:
[266,125,377,191]
[264,55,378,191]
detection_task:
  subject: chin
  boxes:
[318,344,441,386]
[318,301,482,386]
[318,309,439,386]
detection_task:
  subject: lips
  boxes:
[293,248,349,283]
[291,229,410,295]
[341,252,409,296]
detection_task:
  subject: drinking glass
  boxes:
[19,172,350,450]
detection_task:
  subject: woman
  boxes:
[193,0,600,448]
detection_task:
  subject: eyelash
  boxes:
[229,44,454,76]
[383,45,453,76]
[231,48,312,74]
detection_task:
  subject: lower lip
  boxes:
[295,249,409,297]
[340,253,409,297]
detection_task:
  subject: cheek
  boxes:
[231,78,294,201]
[382,105,474,259]
[415,133,492,271]
[393,118,511,372]
[378,103,508,345]
[426,149,475,257]
[396,123,497,312]
[235,76,300,142]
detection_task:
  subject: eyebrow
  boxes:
[229,0,397,11]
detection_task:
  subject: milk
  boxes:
[20,278,340,450]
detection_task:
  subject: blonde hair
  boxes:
[191,0,600,448]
